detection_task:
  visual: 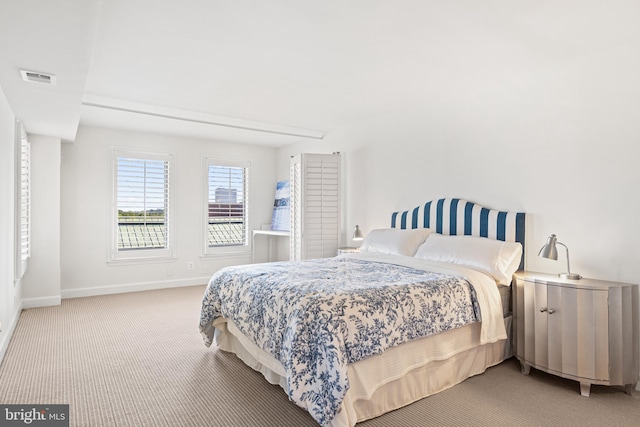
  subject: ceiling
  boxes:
[1,0,638,146]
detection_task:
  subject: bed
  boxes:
[200,198,526,426]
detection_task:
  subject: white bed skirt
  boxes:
[213,316,513,427]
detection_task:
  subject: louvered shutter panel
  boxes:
[207,164,248,247]
[290,161,302,260]
[15,122,30,279]
[290,153,341,260]
[116,157,170,250]
[19,129,30,261]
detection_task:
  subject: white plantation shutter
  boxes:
[290,161,302,260]
[15,121,30,280]
[290,153,341,260]
[204,157,250,254]
[110,149,173,261]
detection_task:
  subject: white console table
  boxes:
[251,229,290,262]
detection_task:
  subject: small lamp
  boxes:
[538,234,581,280]
[352,225,364,241]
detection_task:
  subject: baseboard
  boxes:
[61,277,210,299]
[22,295,61,309]
[0,300,23,365]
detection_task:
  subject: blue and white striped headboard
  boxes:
[391,198,526,270]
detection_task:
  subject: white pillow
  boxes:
[414,233,522,285]
[359,228,432,257]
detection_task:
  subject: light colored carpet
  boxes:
[1,285,638,427]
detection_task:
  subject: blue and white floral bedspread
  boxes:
[200,256,484,426]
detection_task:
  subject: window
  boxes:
[203,157,250,255]
[14,121,30,280]
[110,149,174,262]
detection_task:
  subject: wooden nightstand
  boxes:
[337,247,359,255]
[513,271,639,396]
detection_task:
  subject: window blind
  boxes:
[290,153,341,261]
[15,122,30,279]
[116,156,170,251]
[290,161,302,260]
[206,163,248,248]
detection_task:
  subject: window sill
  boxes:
[107,256,177,266]
[199,251,251,260]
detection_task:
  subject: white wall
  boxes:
[59,126,278,297]
[277,41,640,285]
[20,135,61,307]
[277,42,640,389]
[0,84,21,362]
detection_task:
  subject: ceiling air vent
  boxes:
[20,69,56,85]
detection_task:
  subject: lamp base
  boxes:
[559,272,582,280]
